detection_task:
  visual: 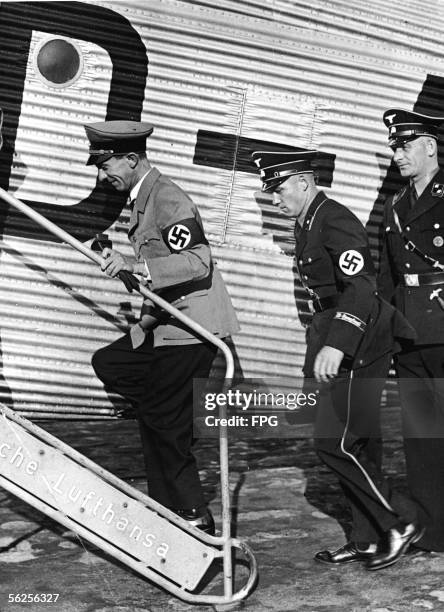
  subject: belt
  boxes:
[402,272,444,287]
[307,294,339,313]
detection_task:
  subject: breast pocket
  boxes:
[170,289,208,310]
[134,230,162,258]
[299,247,329,285]
[419,222,444,255]
[162,290,210,339]
[384,225,404,266]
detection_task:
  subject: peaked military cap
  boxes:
[383,108,444,147]
[251,150,317,192]
[84,120,154,166]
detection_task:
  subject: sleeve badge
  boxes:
[432,183,444,198]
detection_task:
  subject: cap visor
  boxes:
[86,152,115,166]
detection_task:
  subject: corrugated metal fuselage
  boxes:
[0,0,442,417]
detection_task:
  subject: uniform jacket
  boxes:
[378,168,444,344]
[128,167,239,346]
[298,191,414,376]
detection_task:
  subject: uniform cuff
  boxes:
[134,260,151,281]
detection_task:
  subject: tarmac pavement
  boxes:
[1,408,444,612]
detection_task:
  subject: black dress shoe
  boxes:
[315,541,377,565]
[366,522,425,571]
[175,508,215,535]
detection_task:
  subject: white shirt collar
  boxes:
[129,168,153,203]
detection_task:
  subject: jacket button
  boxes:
[299,259,303,265]
[308,257,312,263]
[406,226,410,231]
[386,226,391,232]
[358,359,363,365]
[405,262,410,268]
[435,223,440,229]
[303,275,308,280]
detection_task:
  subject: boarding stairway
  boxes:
[0,187,258,607]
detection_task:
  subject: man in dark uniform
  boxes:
[85,120,240,534]
[252,149,420,570]
[378,108,444,552]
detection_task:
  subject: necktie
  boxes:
[409,186,418,209]
[294,222,302,241]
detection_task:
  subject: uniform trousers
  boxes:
[314,353,415,543]
[395,344,444,551]
[92,333,217,510]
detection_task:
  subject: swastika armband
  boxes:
[334,247,373,277]
[334,311,366,332]
[161,218,208,252]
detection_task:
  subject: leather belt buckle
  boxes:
[307,299,315,314]
[404,273,419,287]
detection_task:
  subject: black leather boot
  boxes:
[366,522,425,571]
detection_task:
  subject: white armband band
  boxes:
[334,311,366,332]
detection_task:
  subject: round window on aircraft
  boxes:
[35,38,83,87]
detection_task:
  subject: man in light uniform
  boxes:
[85,120,239,533]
